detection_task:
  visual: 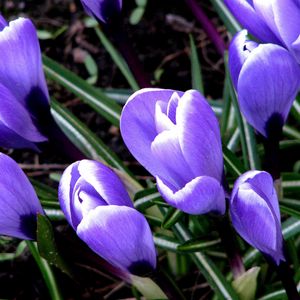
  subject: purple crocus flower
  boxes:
[230,170,284,265]
[224,0,300,63]
[0,153,44,240]
[80,0,122,24]
[59,159,156,276]
[229,30,300,138]
[0,16,49,150]
[120,89,226,215]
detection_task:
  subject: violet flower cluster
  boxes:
[120,88,285,265]
[0,1,293,290]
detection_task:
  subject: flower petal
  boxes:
[0,153,44,239]
[0,15,8,31]
[151,129,194,189]
[0,83,47,147]
[229,30,258,89]
[77,205,156,275]
[59,161,81,229]
[230,182,284,265]
[156,175,225,215]
[176,90,223,181]
[0,18,49,108]
[271,0,300,63]
[77,160,133,207]
[224,0,280,43]
[237,43,300,137]
[120,88,184,177]
[81,0,122,23]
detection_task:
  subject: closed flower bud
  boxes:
[230,171,285,265]
[229,30,300,138]
[224,0,300,64]
[0,16,50,150]
[121,89,226,215]
[59,160,156,276]
[0,153,44,240]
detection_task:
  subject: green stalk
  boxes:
[26,241,62,300]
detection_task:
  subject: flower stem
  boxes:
[275,261,300,300]
[263,133,281,181]
[26,241,63,300]
[216,214,245,279]
[184,0,226,55]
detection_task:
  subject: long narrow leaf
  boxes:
[189,34,204,93]
[94,27,139,91]
[43,55,121,126]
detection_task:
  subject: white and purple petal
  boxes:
[230,176,284,265]
[156,175,225,215]
[176,90,223,181]
[224,0,280,43]
[120,88,184,177]
[77,205,156,275]
[237,43,300,137]
[0,18,49,109]
[0,154,44,240]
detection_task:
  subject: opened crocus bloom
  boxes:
[0,16,49,150]
[121,89,225,215]
[80,0,122,24]
[59,159,156,276]
[229,30,300,138]
[224,0,300,63]
[230,170,284,265]
[0,153,44,240]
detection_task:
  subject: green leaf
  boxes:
[37,214,72,277]
[232,267,260,300]
[129,7,145,25]
[26,240,63,300]
[30,179,58,201]
[51,99,126,173]
[223,145,246,177]
[172,220,239,299]
[134,187,165,211]
[189,34,204,94]
[94,27,139,91]
[0,241,27,262]
[153,234,180,252]
[280,205,300,219]
[162,208,185,229]
[177,238,221,253]
[43,55,121,126]
[283,125,300,140]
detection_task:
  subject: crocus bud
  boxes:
[0,153,44,240]
[0,16,50,150]
[80,0,122,24]
[229,30,300,138]
[59,160,156,276]
[224,0,300,63]
[121,89,225,215]
[230,170,285,265]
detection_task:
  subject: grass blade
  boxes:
[94,27,139,91]
[189,34,204,93]
[43,55,121,126]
